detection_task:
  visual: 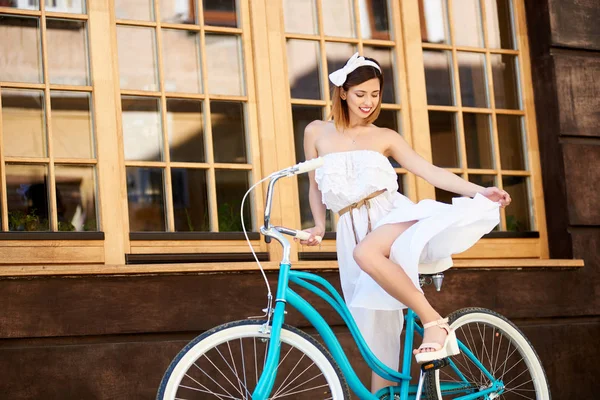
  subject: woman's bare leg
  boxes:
[353,222,449,361]
[371,372,395,394]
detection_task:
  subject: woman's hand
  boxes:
[480,187,511,207]
[297,226,325,246]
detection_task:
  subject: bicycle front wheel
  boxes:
[424,308,550,400]
[157,319,350,400]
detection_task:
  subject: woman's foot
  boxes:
[413,318,460,364]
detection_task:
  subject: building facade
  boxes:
[0,0,597,398]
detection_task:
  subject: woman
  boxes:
[300,53,511,393]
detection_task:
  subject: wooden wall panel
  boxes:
[563,143,600,225]
[554,52,600,138]
[548,0,600,51]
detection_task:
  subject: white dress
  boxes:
[314,149,500,370]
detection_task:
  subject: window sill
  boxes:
[0,258,584,277]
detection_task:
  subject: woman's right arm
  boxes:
[301,121,326,246]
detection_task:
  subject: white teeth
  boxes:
[360,107,371,112]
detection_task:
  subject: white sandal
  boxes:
[414,318,460,364]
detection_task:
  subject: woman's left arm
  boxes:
[385,130,511,205]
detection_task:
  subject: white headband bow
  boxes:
[328,52,381,87]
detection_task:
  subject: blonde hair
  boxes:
[328,58,383,131]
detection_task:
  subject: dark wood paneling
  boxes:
[554,51,600,138]
[563,143,600,225]
[549,0,600,51]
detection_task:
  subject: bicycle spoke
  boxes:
[271,383,330,399]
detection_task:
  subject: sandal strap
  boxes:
[422,318,450,332]
[417,342,442,351]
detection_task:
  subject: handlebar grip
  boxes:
[295,230,323,243]
[294,157,324,175]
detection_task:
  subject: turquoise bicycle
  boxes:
[157,159,550,399]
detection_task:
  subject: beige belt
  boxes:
[338,189,386,244]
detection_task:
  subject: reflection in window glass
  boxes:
[215,169,251,232]
[205,34,244,96]
[55,165,98,231]
[322,0,355,38]
[503,176,532,231]
[1,89,46,158]
[115,0,155,21]
[464,113,493,169]
[211,101,246,164]
[492,54,520,109]
[362,0,391,40]
[5,0,39,10]
[423,49,454,106]
[0,16,42,83]
[126,167,166,231]
[162,0,196,24]
[363,46,395,103]
[6,164,50,231]
[287,39,321,100]
[51,91,94,159]
[203,0,238,28]
[44,0,86,14]
[418,0,450,44]
[47,19,89,86]
[172,168,209,231]
[167,99,205,163]
[162,29,202,93]
[283,0,318,35]
[117,26,158,91]
[121,96,163,162]
[497,114,526,170]
[451,0,484,47]
[457,51,488,108]
[485,0,515,49]
[326,42,357,85]
[429,111,459,168]
[376,109,401,168]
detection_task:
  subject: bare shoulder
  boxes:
[305,119,328,135]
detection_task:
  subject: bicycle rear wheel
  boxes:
[157,319,350,400]
[424,308,550,399]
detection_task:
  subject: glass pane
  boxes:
[47,19,89,86]
[469,174,496,189]
[283,0,317,35]
[55,165,98,231]
[423,49,454,106]
[121,96,163,161]
[215,169,251,232]
[0,16,42,83]
[457,51,488,108]
[396,174,405,195]
[502,176,531,231]
[117,26,158,91]
[491,54,520,109]
[377,109,401,168]
[322,0,354,38]
[162,0,196,24]
[429,111,459,168]
[291,105,335,231]
[172,168,209,231]
[205,34,244,96]
[452,0,484,47]
[115,0,154,21]
[497,114,526,170]
[162,29,202,93]
[51,91,94,159]
[485,0,515,49]
[6,164,49,231]
[211,101,246,163]
[363,46,395,103]
[45,0,86,13]
[326,42,357,84]
[126,167,166,231]
[418,0,450,44]
[3,0,39,10]
[287,39,321,100]
[1,89,46,158]
[167,99,204,163]
[362,0,391,40]
[203,0,237,28]
[464,113,493,169]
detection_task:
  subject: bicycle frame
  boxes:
[250,169,503,400]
